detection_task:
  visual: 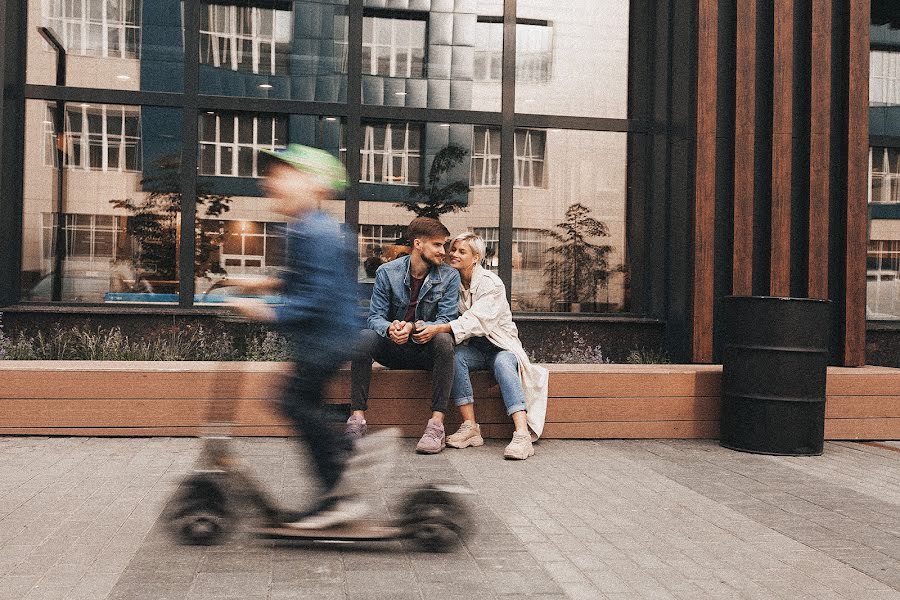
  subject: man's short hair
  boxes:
[407,217,450,241]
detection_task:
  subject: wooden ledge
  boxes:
[0,362,897,440]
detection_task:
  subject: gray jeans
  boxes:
[350,329,455,414]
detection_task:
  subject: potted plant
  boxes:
[541,203,615,312]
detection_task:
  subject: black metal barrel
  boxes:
[720,296,831,456]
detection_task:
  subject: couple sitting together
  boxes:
[346,217,548,460]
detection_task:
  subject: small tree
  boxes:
[542,203,615,310]
[396,144,470,219]
[110,155,232,283]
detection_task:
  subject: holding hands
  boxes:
[388,320,414,345]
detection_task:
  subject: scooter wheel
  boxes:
[401,487,470,553]
[176,510,229,546]
[165,474,232,546]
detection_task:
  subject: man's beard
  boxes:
[422,252,444,267]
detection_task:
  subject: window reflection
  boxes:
[199,4,293,76]
[44,0,141,59]
[512,129,628,313]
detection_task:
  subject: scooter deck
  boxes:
[254,519,403,541]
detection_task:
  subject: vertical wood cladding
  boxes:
[692,0,718,363]
[733,0,757,297]
[844,0,869,366]
[688,0,869,365]
[808,0,832,300]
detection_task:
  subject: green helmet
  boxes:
[260,144,347,192]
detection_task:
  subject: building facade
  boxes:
[0,0,884,365]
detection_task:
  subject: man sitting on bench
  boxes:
[346,217,460,454]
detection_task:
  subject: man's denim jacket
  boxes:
[367,255,460,338]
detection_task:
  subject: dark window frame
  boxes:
[4,0,659,319]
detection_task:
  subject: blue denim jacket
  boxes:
[274,211,362,365]
[367,255,460,337]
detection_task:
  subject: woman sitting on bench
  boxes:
[413,232,548,459]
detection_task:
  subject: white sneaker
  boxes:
[503,431,535,460]
[446,422,485,449]
[282,495,368,530]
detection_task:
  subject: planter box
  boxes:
[0,362,898,439]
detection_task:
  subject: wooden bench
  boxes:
[0,362,898,439]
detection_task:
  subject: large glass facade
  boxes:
[868,21,900,321]
[18,0,636,315]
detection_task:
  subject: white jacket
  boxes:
[448,265,549,437]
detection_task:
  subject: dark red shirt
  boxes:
[403,276,426,322]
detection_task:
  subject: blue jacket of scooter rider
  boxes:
[367,254,460,338]
[274,210,362,364]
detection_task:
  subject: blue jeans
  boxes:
[451,337,527,416]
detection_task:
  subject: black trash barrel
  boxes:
[720,296,831,456]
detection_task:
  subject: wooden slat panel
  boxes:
[825,418,900,440]
[825,396,900,418]
[541,421,721,439]
[547,371,722,398]
[692,0,718,363]
[825,368,900,395]
[808,0,832,299]
[733,0,757,296]
[770,0,794,296]
[844,0,870,366]
[546,397,720,422]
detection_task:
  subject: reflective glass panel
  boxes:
[361,0,502,112]
[358,121,498,285]
[515,0,628,118]
[22,100,183,303]
[194,113,345,301]
[512,129,628,313]
[199,0,349,102]
[27,0,185,92]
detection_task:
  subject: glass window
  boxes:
[193,114,345,298]
[867,239,900,320]
[870,147,900,204]
[44,0,141,59]
[516,22,553,83]
[474,20,503,82]
[43,103,141,172]
[22,100,183,303]
[362,15,426,78]
[27,0,183,92]
[199,4,292,76]
[362,1,503,111]
[198,1,348,102]
[516,1,629,118]
[361,122,422,185]
[198,112,288,178]
[471,126,501,187]
[470,127,547,188]
[871,50,900,107]
[512,129,628,313]
[359,122,498,284]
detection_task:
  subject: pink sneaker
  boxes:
[415,418,445,454]
[344,415,367,440]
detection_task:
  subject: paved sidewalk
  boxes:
[0,437,898,600]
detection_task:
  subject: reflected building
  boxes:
[0,0,883,363]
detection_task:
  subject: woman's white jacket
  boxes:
[448,265,549,437]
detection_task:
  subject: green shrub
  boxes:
[244,330,293,362]
[0,317,253,361]
[625,347,671,364]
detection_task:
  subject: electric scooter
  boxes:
[164,312,471,552]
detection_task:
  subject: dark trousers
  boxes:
[350,329,455,414]
[279,361,353,495]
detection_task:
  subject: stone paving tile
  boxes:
[1,437,899,599]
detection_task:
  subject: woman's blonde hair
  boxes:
[451,231,486,264]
